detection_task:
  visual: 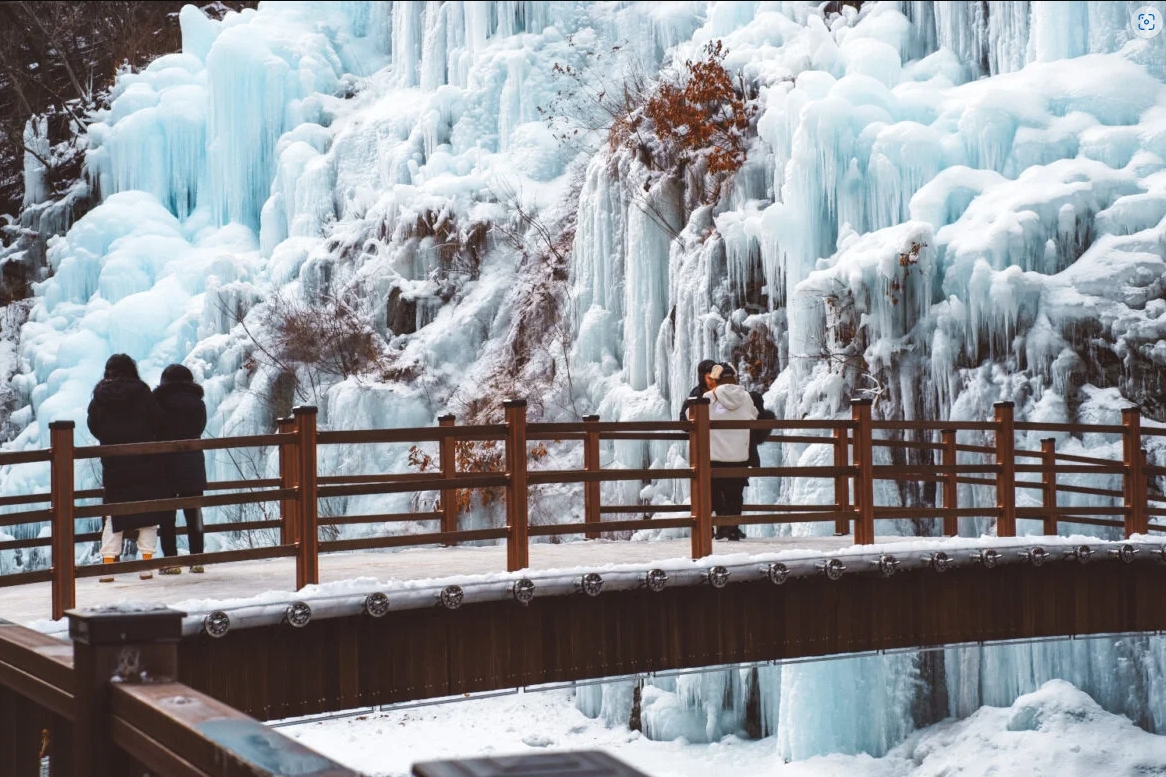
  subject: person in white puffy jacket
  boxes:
[704,363,757,540]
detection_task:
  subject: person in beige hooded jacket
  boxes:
[704,363,758,540]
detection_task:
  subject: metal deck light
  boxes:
[645,569,668,592]
[1020,547,1049,567]
[512,578,536,606]
[1111,543,1139,564]
[285,601,312,628]
[766,562,789,585]
[924,551,952,572]
[871,554,901,577]
[818,558,846,580]
[363,592,390,617]
[971,548,1000,569]
[203,610,230,639]
[580,573,604,597]
[706,566,730,589]
[439,585,464,610]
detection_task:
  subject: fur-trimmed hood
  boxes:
[92,377,154,410]
[153,380,204,402]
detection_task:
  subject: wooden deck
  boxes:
[0,535,915,626]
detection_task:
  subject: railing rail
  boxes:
[0,399,1162,620]
[0,606,365,777]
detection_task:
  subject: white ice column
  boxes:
[420,1,449,90]
[205,26,290,229]
[570,157,627,370]
[392,1,426,86]
[1028,1,1089,62]
[623,176,679,391]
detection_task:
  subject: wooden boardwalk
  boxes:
[0,535,913,626]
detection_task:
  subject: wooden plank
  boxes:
[50,421,75,621]
[317,474,505,499]
[505,400,529,573]
[0,493,51,509]
[529,518,694,536]
[0,449,52,466]
[995,402,1016,537]
[73,489,294,520]
[74,546,295,579]
[689,400,712,559]
[73,434,289,460]
[319,528,509,553]
[583,416,601,540]
[0,569,55,588]
[111,683,360,777]
[317,425,506,445]
[852,400,874,545]
[1015,421,1125,434]
[527,468,692,485]
[0,622,74,720]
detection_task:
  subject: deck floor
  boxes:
[0,535,918,626]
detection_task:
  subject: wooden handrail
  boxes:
[72,433,291,459]
[0,400,1158,616]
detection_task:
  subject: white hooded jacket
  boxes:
[704,383,758,463]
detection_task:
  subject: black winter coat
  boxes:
[679,383,705,421]
[747,391,775,468]
[153,381,208,495]
[87,378,170,532]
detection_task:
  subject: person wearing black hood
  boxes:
[87,354,169,580]
[153,364,208,575]
[679,359,717,421]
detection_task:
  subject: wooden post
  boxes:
[851,399,875,545]
[583,415,601,540]
[439,415,458,540]
[1123,406,1146,538]
[504,399,529,572]
[941,429,957,537]
[832,427,849,536]
[294,406,319,590]
[277,417,299,546]
[1041,438,1057,536]
[49,421,75,622]
[67,606,184,777]
[689,399,712,559]
[994,401,1016,538]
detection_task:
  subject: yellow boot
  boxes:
[99,557,115,583]
[139,553,153,580]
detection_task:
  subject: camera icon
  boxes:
[1134,6,1163,38]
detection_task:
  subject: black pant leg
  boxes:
[159,511,178,557]
[177,491,205,556]
[184,506,204,555]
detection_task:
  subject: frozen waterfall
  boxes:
[3,0,1166,763]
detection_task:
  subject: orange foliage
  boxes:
[408,440,549,514]
[611,41,754,203]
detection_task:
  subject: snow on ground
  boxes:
[282,679,1166,777]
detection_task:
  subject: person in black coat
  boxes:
[153,364,208,573]
[679,359,717,420]
[747,390,776,468]
[87,353,169,577]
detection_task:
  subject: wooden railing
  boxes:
[1,399,1164,619]
[0,606,363,777]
